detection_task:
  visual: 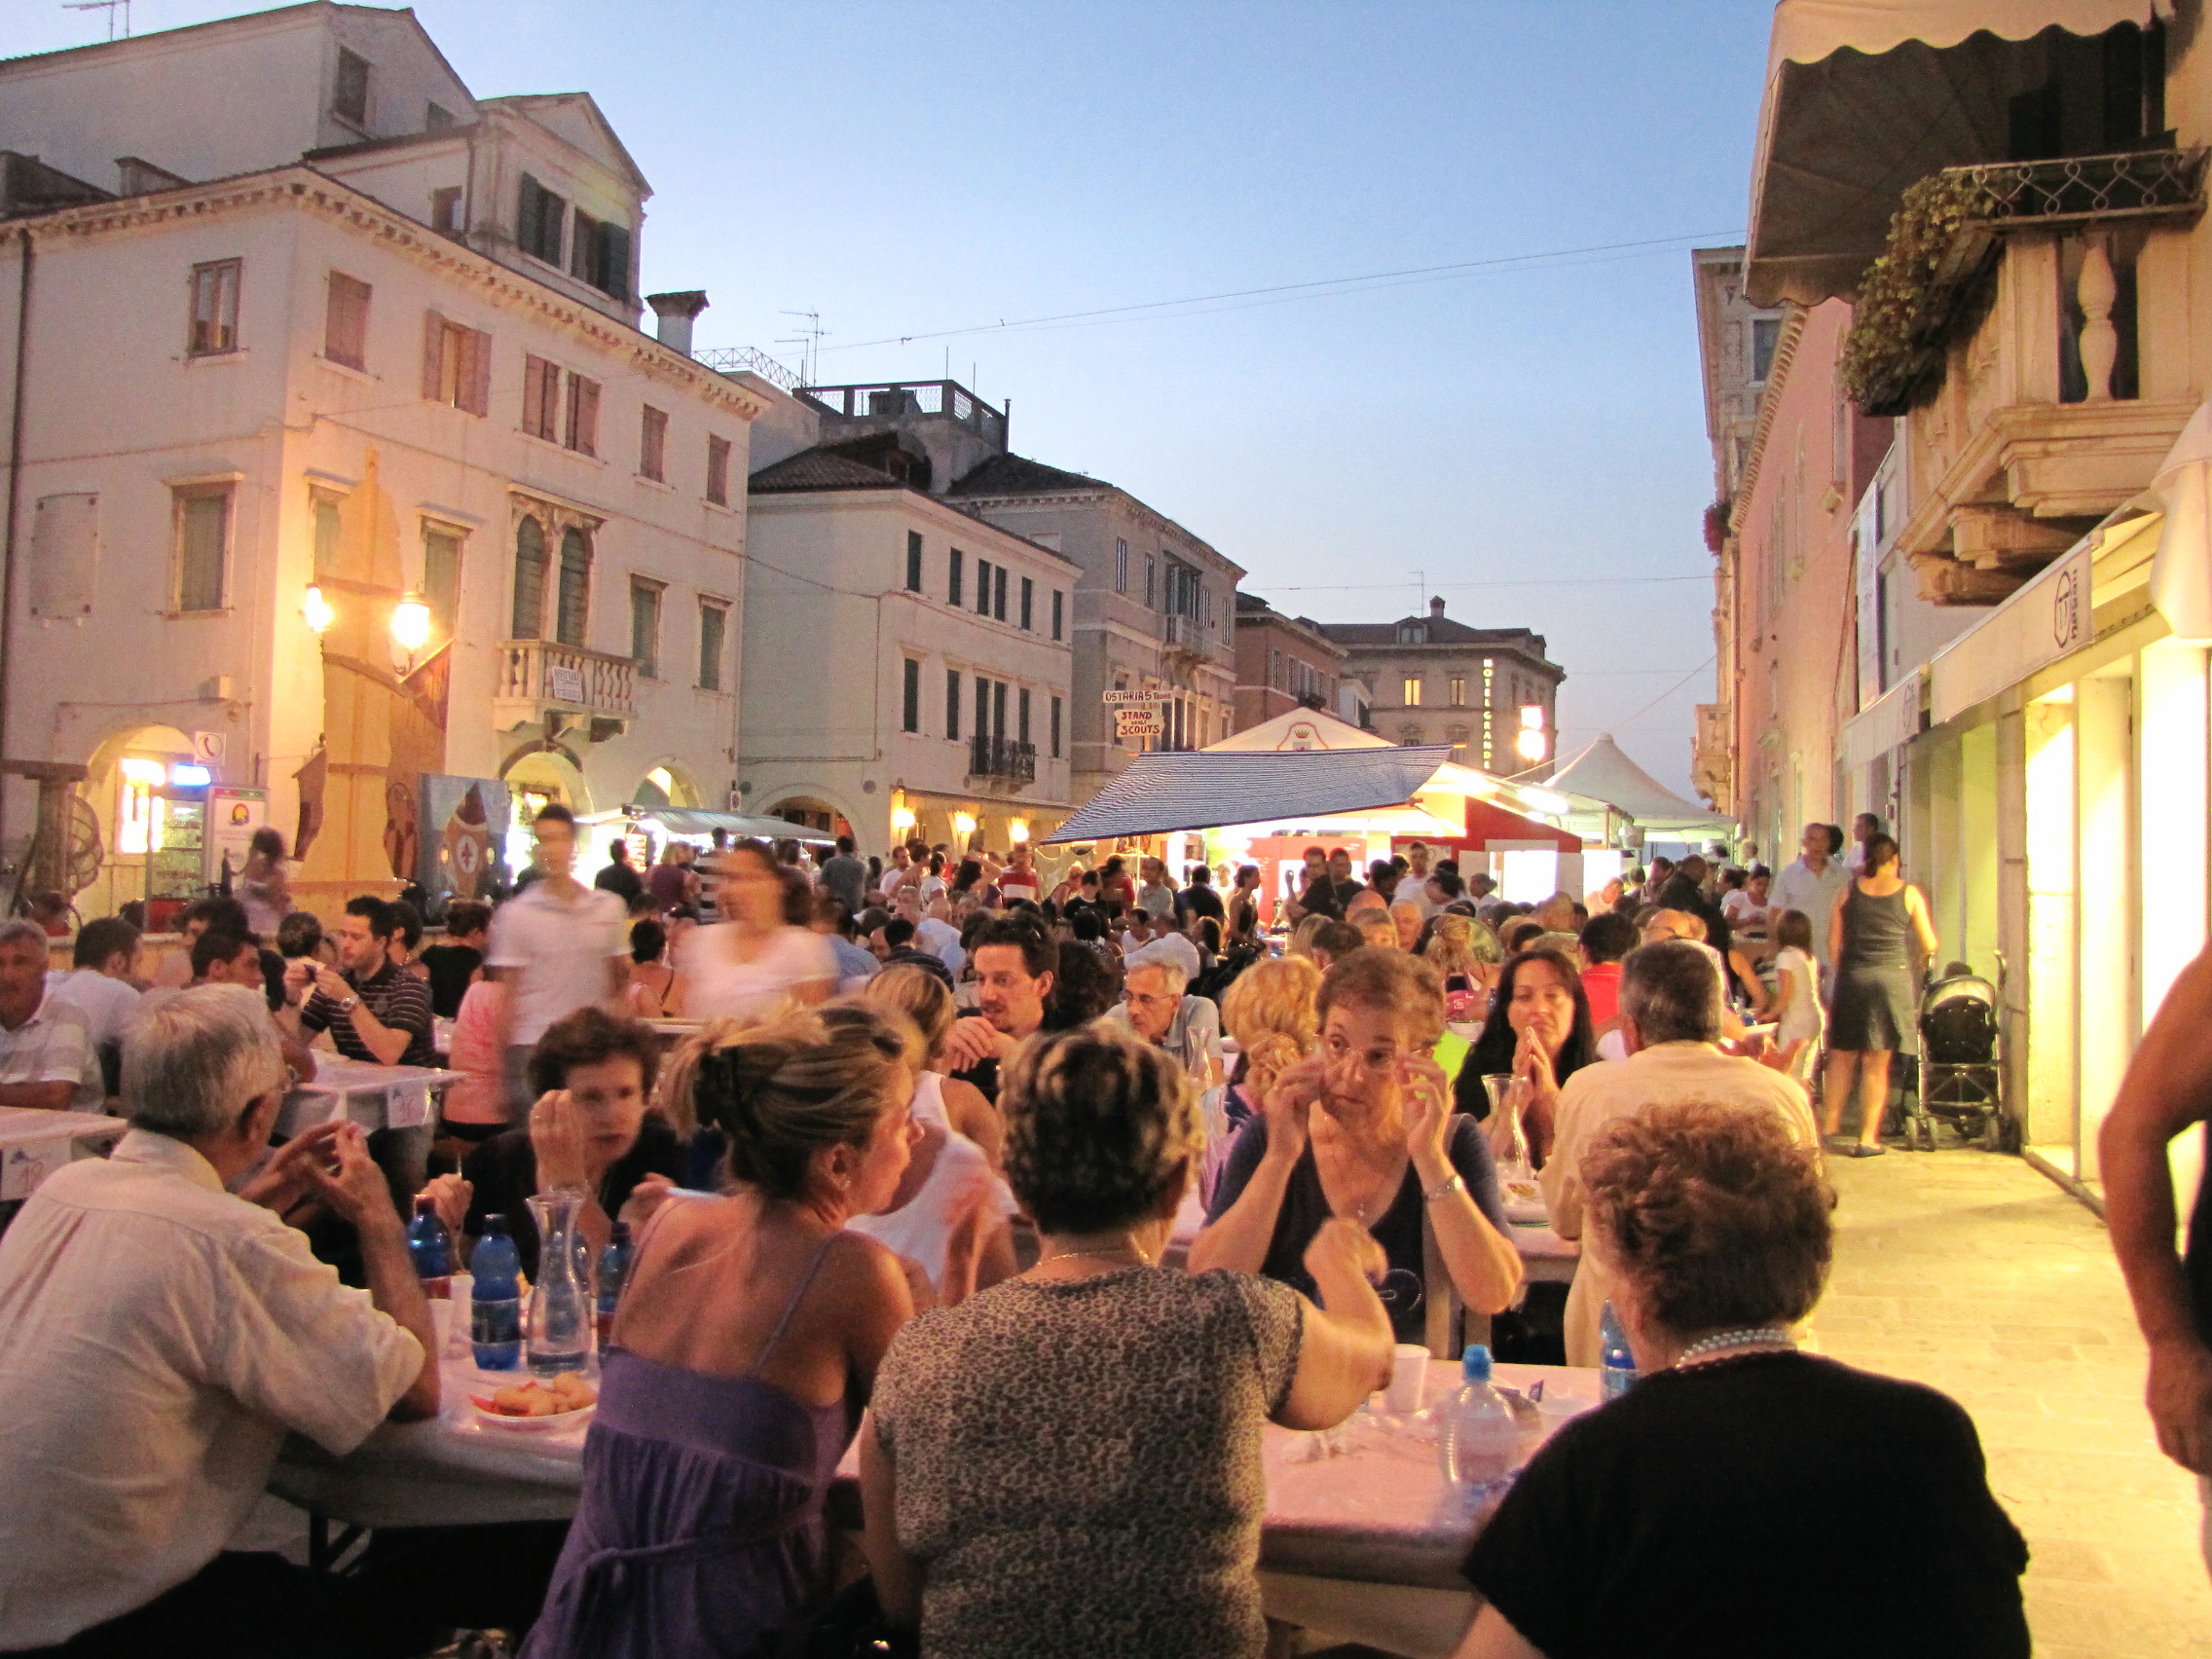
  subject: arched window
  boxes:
[511,516,546,639]
[556,527,591,646]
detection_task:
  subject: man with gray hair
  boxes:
[0,916,98,1111]
[1106,944,1225,1096]
[1538,940,1818,1367]
[0,985,439,1655]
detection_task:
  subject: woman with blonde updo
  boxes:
[1424,910,1503,1000]
[1210,954,1321,1202]
[861,1024,1395,1659]
[525,1006,922,1659]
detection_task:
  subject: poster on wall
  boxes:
[203,787,267,891]
[417,775,513,908]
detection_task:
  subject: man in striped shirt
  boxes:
[282,897,434,1069]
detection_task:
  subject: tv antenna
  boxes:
[776,311,827,388]
[63,0,130,39]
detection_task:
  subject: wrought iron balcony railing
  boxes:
[968,734,1036,785]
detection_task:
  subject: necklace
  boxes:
[1674,1327,1796,1368]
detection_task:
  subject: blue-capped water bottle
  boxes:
[1435,1345,1520,1500]
[597,1220,634,1347]
[469,1215,525,1371]
[1600,1301,1638,1401]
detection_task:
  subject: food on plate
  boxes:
[477,1373,596,1418]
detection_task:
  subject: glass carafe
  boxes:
[525,1189,597,1380]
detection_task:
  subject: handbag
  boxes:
[765,1577,918,1659]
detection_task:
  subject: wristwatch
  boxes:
[1422,1171,1466,1204]
[337,994,360,1013]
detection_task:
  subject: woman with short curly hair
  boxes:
[862,1023,1395,1659]
[1455,1101,2028,1659]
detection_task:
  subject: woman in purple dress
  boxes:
[523,1006,921,1658]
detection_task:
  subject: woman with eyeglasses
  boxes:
[1191,947,1523,1341]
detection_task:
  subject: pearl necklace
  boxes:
[1674,1327,1796,1368]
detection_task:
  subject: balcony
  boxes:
[968,734,1036,786]
[495,640,636,737]
[1690,703,1732,815]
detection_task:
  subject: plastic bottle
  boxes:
[469,1216,525,1372]
[405,1196,453,1299]
[1435,1345,1520,1498]
[597,1221,634,1347]
[1600,1301,1639,1402]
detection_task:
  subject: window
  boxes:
[904,531,923,593]
[323,272,371,370]
[430,186,462,233]
[975,677,989,741]
[565,372,601,457]
[640,406,667,481]
[902,658,921,732]
[1450,675,1465,707]
[423,525,462,637]
[629,578,661,676]
[706,435,731,505]
[1115,537,1128,594]
[1144,554,1157,608]
[512,517,547,637]
[1050,695,1062,758]
[187,260,240,355]
[1402,675,1423,707]
[568,211,631,302]
[994,681,1010,741]
[333,47,371,126]
[945,668,962,739]
[948,548,964,607]
[313,495,342,577]
[1750,315,1781,384]
[994,566,1009,622]
[975,558,992,616]
[1017,687,1032,745]
[698,601,727,690]
[1020,576,1034,632]
[421,313,490,415]
[523,354,561,441]
[517,173,567,267]
[425,101,455,131]
[1051,589,1063,641]
[555,528,591,645]
[172,486,229,612]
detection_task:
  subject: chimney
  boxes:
[645,290,710,357]
[1428,595,1446,619]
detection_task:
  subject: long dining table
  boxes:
[269,1346,1604,1658]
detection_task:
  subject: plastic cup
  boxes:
[1386,1343,1430,1413]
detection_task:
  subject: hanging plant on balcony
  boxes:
[1840,169,1999,416]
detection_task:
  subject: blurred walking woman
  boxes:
[862,1025,1394,1658]
[1823,833,1936,1159]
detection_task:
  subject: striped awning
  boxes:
[1044,747,1456,844]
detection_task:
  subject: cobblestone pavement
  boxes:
[1817,1149,2209,1658]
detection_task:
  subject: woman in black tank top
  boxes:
[1823,833,1937,1157]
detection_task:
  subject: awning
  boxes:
[1544,735,1732,833]
[2153,399,2212,641]
[1928,529,2104,724]
[579,806,838,845]
[1748,1,2169,305]
[1043,747,1456,844]
[1839,671,1926,769]
[1457,797,1581,855]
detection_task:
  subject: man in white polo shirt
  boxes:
[487,803,630,1118]
[0,918,96,1111]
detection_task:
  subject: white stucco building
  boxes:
[0,4,760,918]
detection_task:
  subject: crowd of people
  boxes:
[0,812,2026,1659]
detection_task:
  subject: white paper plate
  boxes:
[468,1394,594,1432]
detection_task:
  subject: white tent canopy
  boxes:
[1545,735,1737,836]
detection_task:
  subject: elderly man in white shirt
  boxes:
[0,984,439,1656]
[0,917,97,1111]
[1542,940,1819,1368]
[1104,940,1227,1142]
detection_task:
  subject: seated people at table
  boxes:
[1542,941,1817,1367]
[422,1006,684,1275]
[418,899,490,1020]
[280,897,435,1069]
[387,901,426,984]
[940,914,1058,1105]
[1212,953,1321,1203]
[45,914,141,1098]
[276,908,331,973]
[1193,948,1522,1342]
[674,839,837,1020]
[875,916,956,990]
[147,895,248,990]
[190,929,317,1084]
[524,1006,920,1659]
[1104,944,1226,1099]
[1455,944,1599,1166]
[851,966,1017,1302]
[623,917,675,1018]
[0,919,97,1111]
[1456,1102,2028,1659]
[811,897,883,992]
[1575,911,1636,1033]
[0,985,439,1657]
[1307,918,1365,972]
[861,1024,1395,1659]
[1050,937,1121,1028]
[1422,911,1502,1002]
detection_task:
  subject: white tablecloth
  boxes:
[0,1107,127,1200]
[276,1057,466,1138]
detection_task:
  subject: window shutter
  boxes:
[598,222,631,301]
[568,374,600,456]
[324,273,370,370]
[463,327,492,417]
[424,311,450,401]
[571,210,598,282]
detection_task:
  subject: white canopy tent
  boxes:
[1544,734,1738,841]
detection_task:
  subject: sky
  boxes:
[16,0,1782,794]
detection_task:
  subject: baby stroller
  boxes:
[1901,963,2003,1151]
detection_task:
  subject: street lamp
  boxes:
[1515,704,1548,764]
[301,585,335,635]
[391,592,432,655]
[1009,820,1030,844]
[953,811,977,839]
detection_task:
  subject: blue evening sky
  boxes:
[19,0,1783,793]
